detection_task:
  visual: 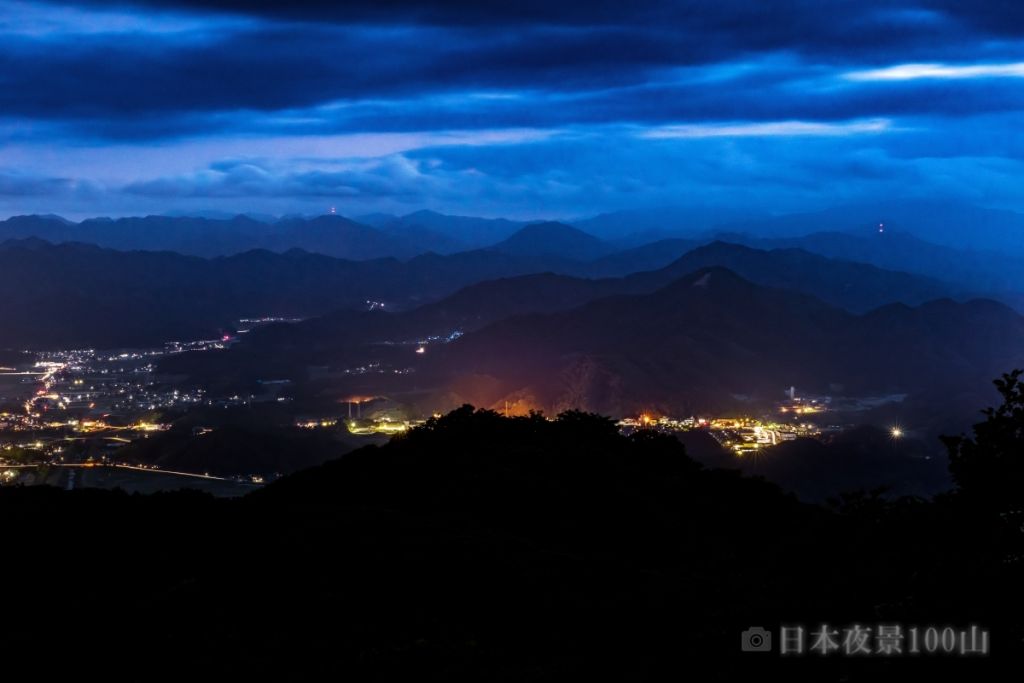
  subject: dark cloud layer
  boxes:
[1,1,1022,217]
[3,1,1018,129]
[54,0,1024,34]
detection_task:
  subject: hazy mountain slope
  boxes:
[0,213,441,260]
[0,237,675,348]
[716,199,1024,252]
[0,236,979,351]
[429,268,1024,415]
[264,214,429,259]
[574,205,759,241]
[372,210,525,250]
[573,238,699,277]
[491,222,615,260]
[624,241,959,312]
[0,240,460,347]
[719,230,1024,295]
[236,241,959,362]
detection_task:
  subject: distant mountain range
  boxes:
[0,212,623,264]
[489,221,616,260]
[425,268,1024,416]
[5,198,1024,258]
[0,212,524,260]
[716,199,1024,252]
[157,245,1010,420]
[573,199,1024,254]
[0,237,790,348]
[0,238,553,348]
[360,210,525,252]
[0,213,423,260]
[718,230,1024,297]
[574,205,760,243]
[2,213,1020,353]
[622,241,960,313]
[231,240,966,361]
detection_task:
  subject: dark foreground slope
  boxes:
[0,406,1017,681]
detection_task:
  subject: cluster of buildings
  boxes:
[1,336,247,470]
[296,414,424,436]
[23,343,244,420]
[618,411,829,457]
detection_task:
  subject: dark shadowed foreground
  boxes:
[2,397,1020,680]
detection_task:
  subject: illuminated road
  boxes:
[60,436,134,443]
[1,463,240,482]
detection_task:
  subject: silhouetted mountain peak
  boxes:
[5,214,72,226]
[300,214,366,228]
[691,240,759,256]
[405,209,445,220]
[493,222,613,260]
[522,220,582,233]
[656,265,761,296]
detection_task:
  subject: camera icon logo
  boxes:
[741,627,772,652]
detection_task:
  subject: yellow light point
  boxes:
[891,427,903,439]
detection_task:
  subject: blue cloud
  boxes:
[1,0,1023,219]
[57,125,1014,218]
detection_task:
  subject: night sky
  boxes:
[1,0,1023,219]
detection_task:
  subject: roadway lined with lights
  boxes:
[1,462,244,482]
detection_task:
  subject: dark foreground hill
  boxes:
[688,425,953,502]
[0,406,1017,681]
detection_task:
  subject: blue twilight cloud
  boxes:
[0,0,1022,219]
